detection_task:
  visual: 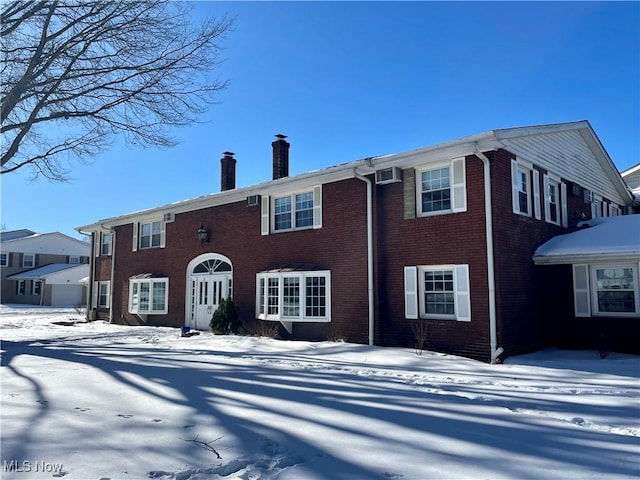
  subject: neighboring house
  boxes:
[76,120,634,362]
[621,163,640,210]
[534,215,640,354]
[0,230,90,306]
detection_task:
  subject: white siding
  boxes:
[502,130,626,205]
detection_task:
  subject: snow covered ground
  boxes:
[1,305,639,480]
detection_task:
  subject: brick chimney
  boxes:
[220,151,236,191]
[272,134,290,180]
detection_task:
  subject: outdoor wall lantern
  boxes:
[197,225,209,244]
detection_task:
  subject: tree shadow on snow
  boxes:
[1,336,638,479]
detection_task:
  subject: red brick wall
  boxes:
[110,178,371,341]
[375,155,492,361]
[489,149,594,357]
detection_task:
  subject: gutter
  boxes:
[353,167,375,346]
[473,148,503,364]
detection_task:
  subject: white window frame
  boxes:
[23,253,35,268]
[271,188,319,233]
[591,264,639,317]
[511,159,540,218]
[17,280,25,295]
[132,220,166,251]
[31,280,42,296]
[404,264,471,322]
[591,194,603,219]
[261,186,322,235]
[128,278,169,314]
[543,173,562,226]
[0,253,7,267]
[100,232,112,256]
[256,270,331,322]
[415,158,466,217]
[98,281,110,308]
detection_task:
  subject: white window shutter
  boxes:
[132,223,138,251]
[404,266,418,319]
[94,233,100,257]
[454,264,471,322]
[160,221,166,248]
[313,185,323,228]
[451,158,467,213]
[92,281,99,309]
[561,182,568,227]
[533,170,541,220]
[511,160,520,214]
[542,173,550,222]
[104,282,111,308]
[572,264,591,317]
[261,195,270,236]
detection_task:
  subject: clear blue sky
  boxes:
[2,1,638,239]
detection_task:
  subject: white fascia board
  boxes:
[370,135,501,170]
[77,158,374,230]
[621,162,640,177]
[576,127,634,203]
[533,251,640,265]
[493,120,591,140]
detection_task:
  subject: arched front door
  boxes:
[186,253,233,330]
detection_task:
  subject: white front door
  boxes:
[190,274,229,330]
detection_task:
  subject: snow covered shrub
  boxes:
[210,298,239,334]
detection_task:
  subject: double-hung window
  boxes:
[256,270,331,322]
[416,158,466,217]
[31,280,42,296]
[261,186,322,235]
[404,264,471,322]
[96,281,110,308]
[0,253,7,267]
[543,173,568,227]
[129,278,169,314]
[23,253,35,268]
[100,232,112,256]
[593,266,638,315]
[573,264,640,317]
[17,280,25,295]
[511,159,542,219]
[273,191,314,232]
[133,220,165,250]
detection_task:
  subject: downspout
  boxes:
[353,166,375,346]
[78,229,95,320]
[107,227,115,324]
[474,147,503,363]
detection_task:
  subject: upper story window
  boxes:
[543,174,568,227]
[0,253,7,267]
[416,158,466,217]
[100,232,112,256]
[133,220,166,251]
[512,160,532,217]
[261,186,322,235]
[23,253,35,268]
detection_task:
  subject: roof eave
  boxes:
[533,251,640,265]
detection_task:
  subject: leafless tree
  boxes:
[1,1,233,181]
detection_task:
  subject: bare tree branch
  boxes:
[1,0,233,181]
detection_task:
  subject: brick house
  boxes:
[76,120,634,362]
[1,230,90,306]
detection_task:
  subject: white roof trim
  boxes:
[77,121,632,231]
